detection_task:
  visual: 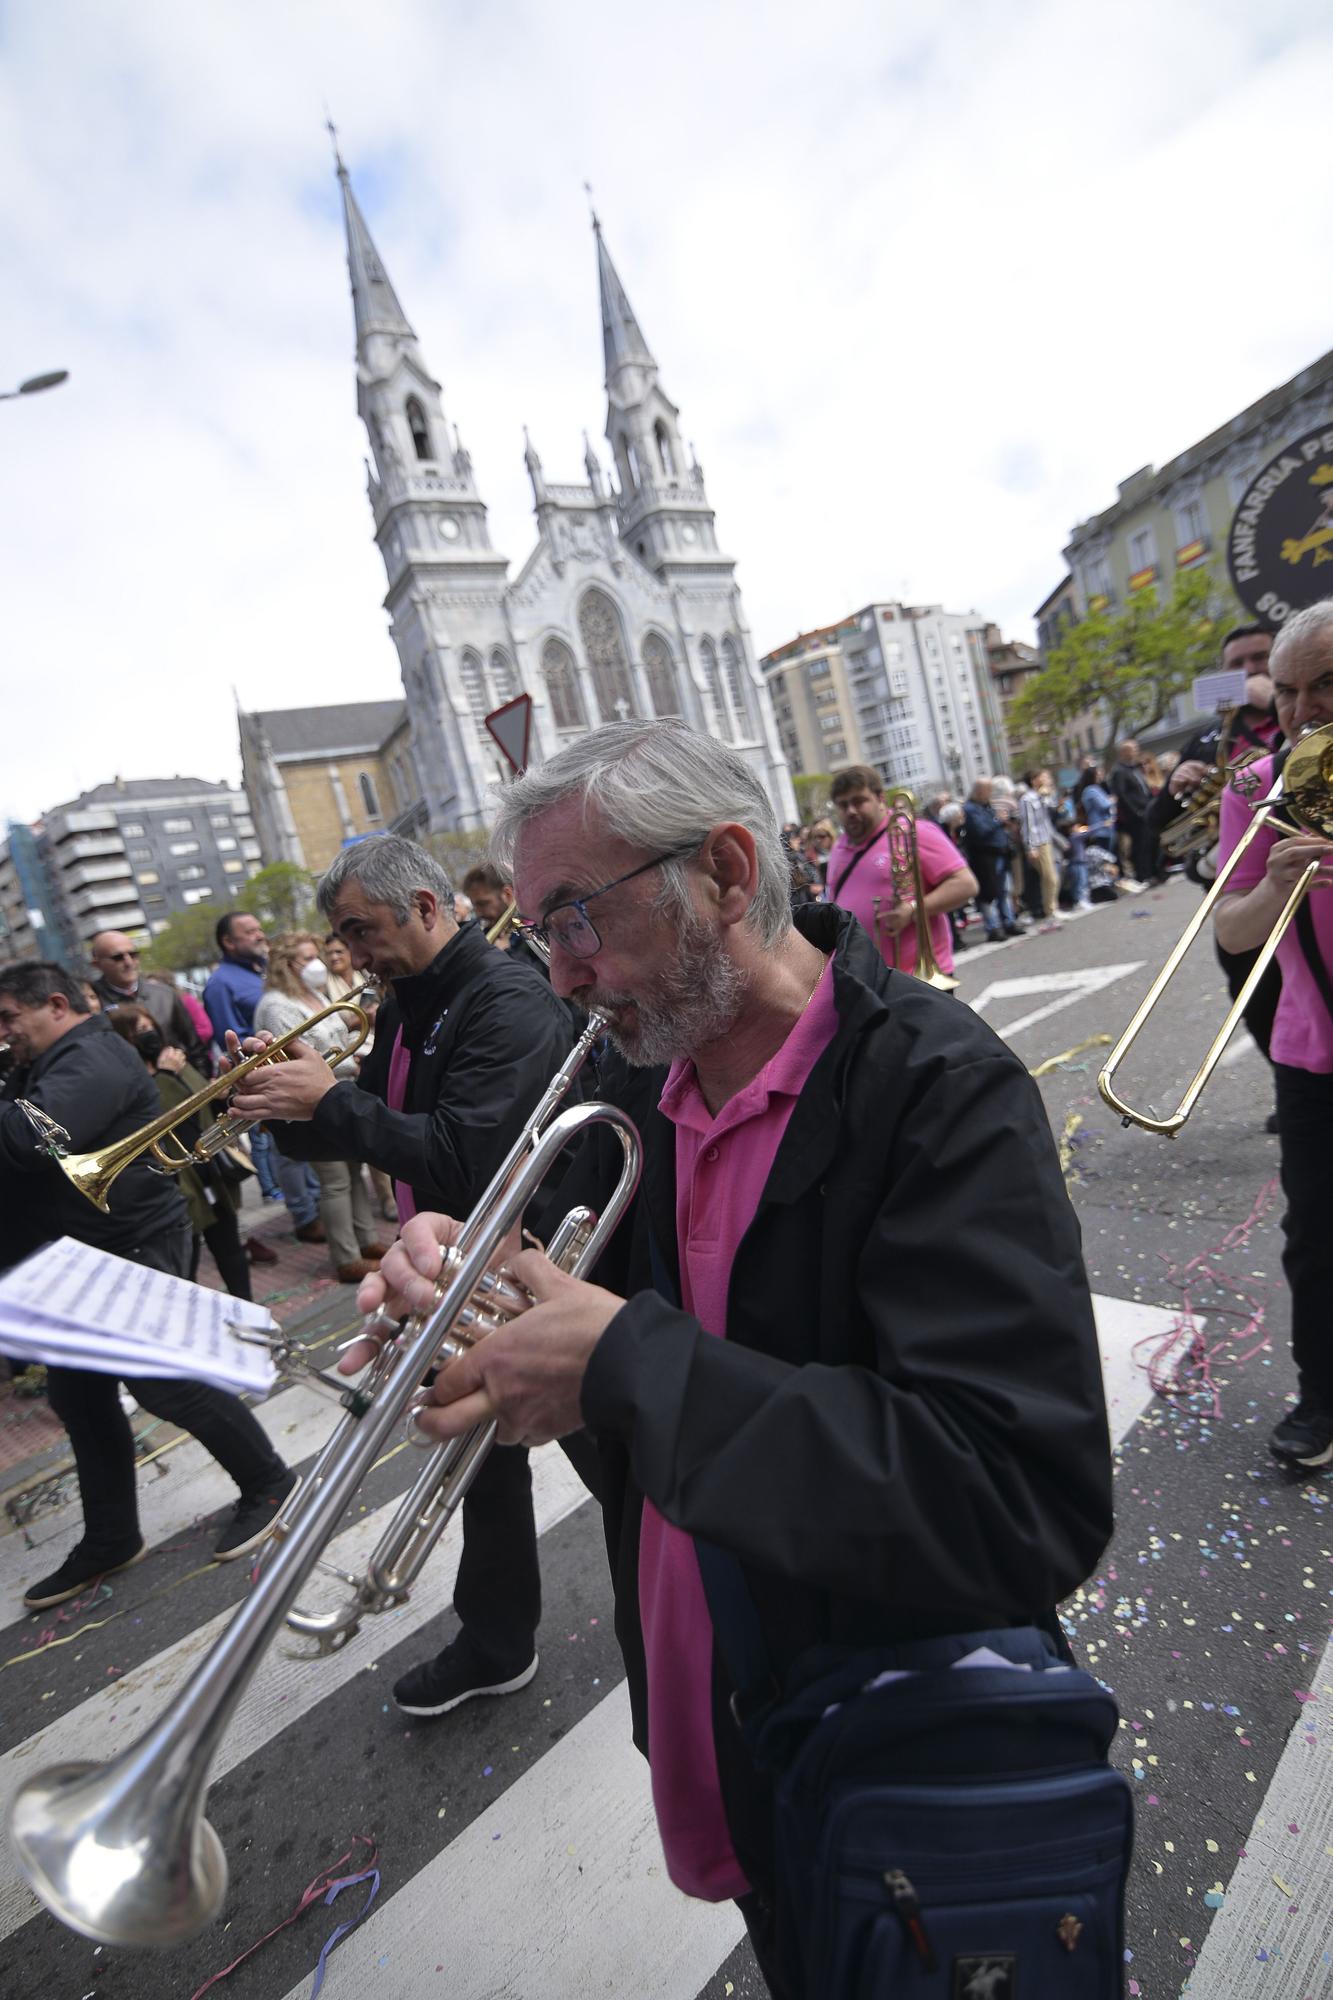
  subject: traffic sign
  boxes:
[484,693,533,775]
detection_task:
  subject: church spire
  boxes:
[594,215,655,385]
[333,138,416,351]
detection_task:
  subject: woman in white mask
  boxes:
[255,933,381,1283]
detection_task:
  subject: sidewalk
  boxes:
[0,1178,395,1531]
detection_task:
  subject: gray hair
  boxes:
[490,719,792,949]
[1271,597,1333,669]
[316,834,454,924]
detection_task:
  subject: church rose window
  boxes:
[578,589,639,724]
[541,638,586,730]
[699,637,732,741]
[642,633,680,717]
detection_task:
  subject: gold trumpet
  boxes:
[1098,722,1333,1134]
[873,790,958,992]
[17,993,373,1211]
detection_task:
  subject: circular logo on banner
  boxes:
[1227,425,1333,626]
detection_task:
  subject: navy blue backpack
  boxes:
[696,1542,1133,2000]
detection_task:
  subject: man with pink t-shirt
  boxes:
[1216,600,1333,1470]
[352,721,1111,1998]
[822,764,977,979]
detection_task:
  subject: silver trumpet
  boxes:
[8,1017,639,1948]
[283,1012,613,1650]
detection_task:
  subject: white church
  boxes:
[244,146,796,847]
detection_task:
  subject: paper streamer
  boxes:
[1027,1033,1113,1079]
[1135,1176,1278,1415]
[189,1834,379,2000]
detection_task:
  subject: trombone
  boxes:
[16,992,374,1212]
[873,790,958,992]
[1097,722,1333,1134]
[8,1025,639,1947]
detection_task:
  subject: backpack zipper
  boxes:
[884,1869,937,1971]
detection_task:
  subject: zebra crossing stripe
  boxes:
[0,1442,591,1945]
[274,1680,746,2000]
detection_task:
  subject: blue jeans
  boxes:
[274,1147,321,1227]
[1064,832,1089,905]
[248,1126,282,1199]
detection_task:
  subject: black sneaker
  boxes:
[1264,1110,1280,1135]
[24,1539,145,1610]
[392,1637,539,1717]
[1269,1402,1333,1468]
[214,1470,301,1561]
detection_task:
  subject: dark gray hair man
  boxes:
[230,833,578,1719]
[0,962,296,1607]
[1215,597,1333,1468]
[348,719,1113,1989]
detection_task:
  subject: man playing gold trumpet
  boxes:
[346,720,1111,1997]
[1215,601,1333,1468]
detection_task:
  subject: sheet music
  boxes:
[0,1238,278,1396]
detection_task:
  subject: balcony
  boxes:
[75,904,144,941]
[63,858,134,891]
[56,834,125,864]
[69,879,140,917]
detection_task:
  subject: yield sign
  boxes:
[968,963,1145,1041]
[484,693,533,775]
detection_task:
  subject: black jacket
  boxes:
[564,905,1112,1891]
[0,1015,188,1269]
[1108,760,1152,824]
[265,921,575,1215]
[90,973,209,1072]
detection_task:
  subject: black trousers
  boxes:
[737,1891,793,2000]
[1215,938,1282,1065]
[44,1223,288,1555]
[1274,1065,1333,1408]
[189,1199,253,1301]
[452,1442,540,1665]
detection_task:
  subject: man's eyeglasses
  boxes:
[515,844,699,959]
[104,950,139,962]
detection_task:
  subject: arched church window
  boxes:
[720,636,750,736]
[699,637,732,741]
[616,433,641,494]
[358,771,381,820]
[578,589,638,724]
[406,397,432,462]
[458,649,489,718]
[654,421,675,478]
[542,638,585,731]
[642,632,680,718]
[490,648,519,702]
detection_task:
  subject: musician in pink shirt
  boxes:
[823,764,977,977]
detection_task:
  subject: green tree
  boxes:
[1007,565,1230,768]
[140,902,228,977]
[245,861,319,932]
[793,773,833,821]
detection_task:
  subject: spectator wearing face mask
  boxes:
[256,934,380,1283]
[105,1007,252,1300]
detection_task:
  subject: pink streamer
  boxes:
[1135,1176,1279,1420]
[189,1833,379,1999]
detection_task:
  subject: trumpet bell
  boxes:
[9,1756,226,1946]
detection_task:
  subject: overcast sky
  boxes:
[4,0,1332,822]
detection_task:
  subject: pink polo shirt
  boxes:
[824,815,968,975]
[639,955,838,1900]
[1217,754,1333,1073]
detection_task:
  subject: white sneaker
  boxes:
[1073,900,1094,913]
[1121,880,1145,894]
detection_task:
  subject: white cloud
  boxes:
[3,0,1330,820]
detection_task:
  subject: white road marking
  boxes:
[0,1444,591,1944]
[969,963,1146,1039]
[1181,1624,1333,1996]
[275,1680,746,2000]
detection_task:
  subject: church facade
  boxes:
[332,148,796,832]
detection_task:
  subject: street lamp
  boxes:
[0,371,69,403]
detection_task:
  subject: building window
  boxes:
[358,772,381,819]
[819,711,843,732]
[1175,494,1206,546]
[720,636,749,736]
[161,817,194,834]
[210,813,231,828]
[578,588,638,723]
[1128,527,1156,573]
[137,870,159,886]
[182,887,214,905]
[654,421,675,477]
[642,632,680,717]
[120,821,145,837]
[490,649,518,702]
[827,739,847,760]
[406,397,431,462]
[699,638,732,742]
[458,649,489,719]
[541,638,586,730]
[215,836,236,852]
[223,859,244,874]
[128,845,153,862]
[169,840,200,857]
[616,432,641,493]
[178,863,206,881]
